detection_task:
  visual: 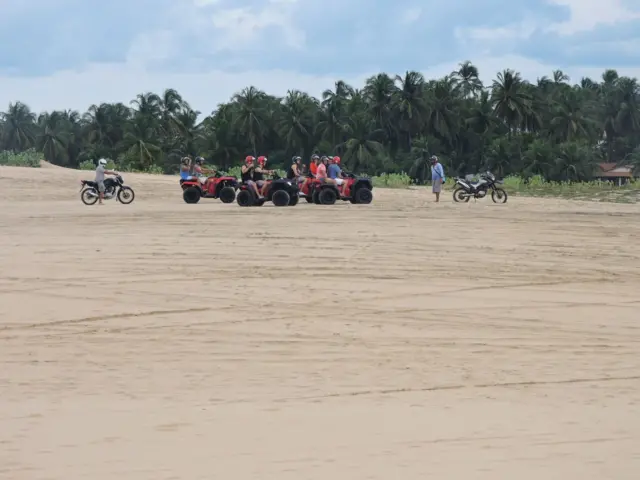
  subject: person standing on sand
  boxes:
[430,155,445,202]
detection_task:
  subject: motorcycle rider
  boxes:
[95,158,118,205]
[241,155,262,199]
[254,156,275,197]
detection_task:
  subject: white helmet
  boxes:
[98,158,107,166]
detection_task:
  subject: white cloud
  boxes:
[0,62,369,116]
[546,0,640,35]
[208,5,304,51]
[454,19,537,44]
[126,30,179,64]
[3,55,640,118]
[399,7,422,24]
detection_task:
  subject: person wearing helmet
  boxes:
[327,155,347,196]
[193,156,215,183]
[254,156,275,196]
[241,155,262,199]
[430,155,446,202]
[316,156,328,181]
[309,154,319,176]
[95,158,118,205]
[180,156,193,180]
[287,156,303,180]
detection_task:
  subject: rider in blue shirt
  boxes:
[180,157,192,180]
[327,156,347,196]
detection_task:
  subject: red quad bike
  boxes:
[180,171,238,204]
[236,173,300,207]
[298,172,322,203]
[305,171,374,205]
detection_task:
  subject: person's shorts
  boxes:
[256,180,265,187]
[432,179,442,193]
[335,178,344,185]
[97,181,105,193]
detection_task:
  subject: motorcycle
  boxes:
[452,171,507,203]
[79,174,135,205]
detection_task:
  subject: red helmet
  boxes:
[257,155,267,166]
[245,155,255,164]
[333,156,341,164]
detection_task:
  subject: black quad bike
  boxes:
[236,173,300,207]
[452,171,507,203]
[80,174,135,205]
[306,171,374,205]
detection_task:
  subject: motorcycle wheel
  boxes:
[117,187,135,204]
[81,188,99,205]
[453,188,470,203]
[491,188,508,204]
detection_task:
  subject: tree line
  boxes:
[1,61,638,181]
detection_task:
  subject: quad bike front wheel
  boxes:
[491,188,508,203]
[319,187,337,205]
[453,188,470,203]
[272,189,290,207]
[219,186,236,204]
[354,187,373,204]
[118,187,135,204]
[81,188,99,205]
[288,194,299,206]
[183,187,201,204]
[236,189,254,207]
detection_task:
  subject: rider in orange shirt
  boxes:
[309,154,319,176]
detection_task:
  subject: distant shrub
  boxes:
[0,149,41,167]
[371,172,411,188]
[502,174,640,202]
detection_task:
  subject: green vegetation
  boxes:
[501,175,639,202]
[0,63,639,188]
[371,173,412,189]
[0,149,41,167]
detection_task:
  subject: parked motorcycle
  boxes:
[452,171,507,203]
[79,174,135,205]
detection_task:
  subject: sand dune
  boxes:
[1,165,639,479]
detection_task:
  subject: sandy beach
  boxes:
[1,163,639,479]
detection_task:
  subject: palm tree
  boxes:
[490,69,533,135]
[550,89,597,142]
[1,102,36,151]
[123,116,162,169]
[452,61,483,98]
[276,90,316,156]
[232,86,268,155]
[336,115,385,172]
[393,71,427,148]
[2,64,638,181]
[37,112,69,165]
[363,73,396,134]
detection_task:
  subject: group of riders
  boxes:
[180,154,349,200]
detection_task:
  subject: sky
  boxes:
[1,0,639,117]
